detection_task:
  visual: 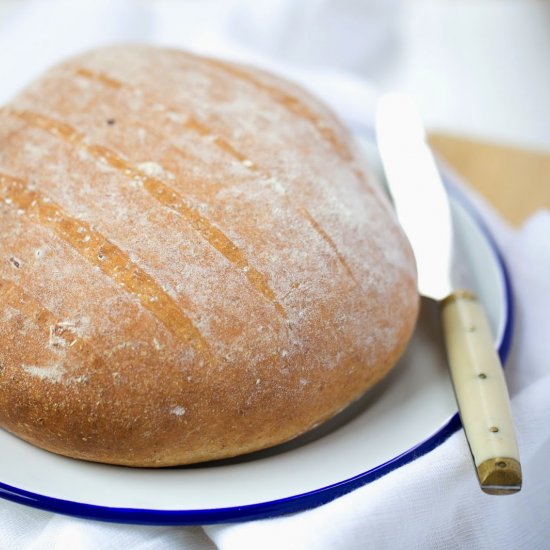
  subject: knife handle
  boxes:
[441,290,521,495]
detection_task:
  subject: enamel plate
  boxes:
[0,133,512,524]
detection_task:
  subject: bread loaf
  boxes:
[0,45,418,466]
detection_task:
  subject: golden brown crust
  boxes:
[0,45,418,466]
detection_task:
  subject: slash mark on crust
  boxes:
[296,205,356,284]
[76,68,254,169]
[0,171,213,361]
[75,68,357,284]
[196,56,353,161]
[5,108,286,318]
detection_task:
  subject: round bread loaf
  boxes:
[0,45,418,467]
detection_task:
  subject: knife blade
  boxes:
[375,93,521,495]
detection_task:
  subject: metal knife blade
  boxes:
[376,93,522,495]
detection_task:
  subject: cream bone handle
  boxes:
[441,290,522,495]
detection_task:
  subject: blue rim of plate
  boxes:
[0,136,514,526]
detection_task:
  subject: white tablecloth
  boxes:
[0,2,548,548]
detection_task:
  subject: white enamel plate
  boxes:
[0,133,512,524]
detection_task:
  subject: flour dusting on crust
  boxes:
[0,45,418,466]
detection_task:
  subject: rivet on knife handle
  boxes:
[441,290,522,495]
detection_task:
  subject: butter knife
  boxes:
[375,93,521,495]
